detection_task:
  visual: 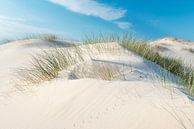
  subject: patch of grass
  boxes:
[94,63,122,80]
[83,33,119,44]
[82,33,128,55]
[71,62,128,81]
[15,36,123,85]
[120,34,194,96]
[40,34,59,41]
[16,47,84,85]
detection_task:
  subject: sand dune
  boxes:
[151,37,194,68]
[0,39,194,129]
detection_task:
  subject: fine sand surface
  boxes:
[151,37,194,69]
[0,39,194,129]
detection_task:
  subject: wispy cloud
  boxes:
[0,16,24,22]
[48,0,127,21]
[0,15,58,39]
[114,21,133,30]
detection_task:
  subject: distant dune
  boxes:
[151,37,194,69]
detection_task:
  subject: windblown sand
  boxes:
[0,39,194,129]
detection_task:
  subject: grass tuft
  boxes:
[71,62,127,81]
[83,33,119,44]
[16,47,84,85]
[120,34,194,96]
[93,63,126,81]
[40,34,59,41]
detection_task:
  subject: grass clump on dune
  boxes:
[83,33,119,44]
[120,34,194,96]
[82,33,194,96]
[93,63,128,81]
[41,34,58,41]
[70,62,129,81]
[17,47,84,85]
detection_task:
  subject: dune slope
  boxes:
[0,39,194,129]
[150,37,194,68]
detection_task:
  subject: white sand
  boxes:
[0,39,194,129]
[150,37,194,69]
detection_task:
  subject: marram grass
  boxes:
[120,35,194,96]
[83,33,194,96]
[16,47,84,85]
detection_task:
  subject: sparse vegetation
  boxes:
[83,33,119,44]
[15,33,194,96]
[70,61,131,81]
[41,34,59,41]
[120,34,194,96]
[16,38,128,85]
[94,63,123,80]
[16,47,84,85]
[0,34,60,45]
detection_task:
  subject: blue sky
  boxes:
[0,0,194,41]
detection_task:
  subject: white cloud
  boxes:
[48,0,126,21]
[114,21,132,30]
